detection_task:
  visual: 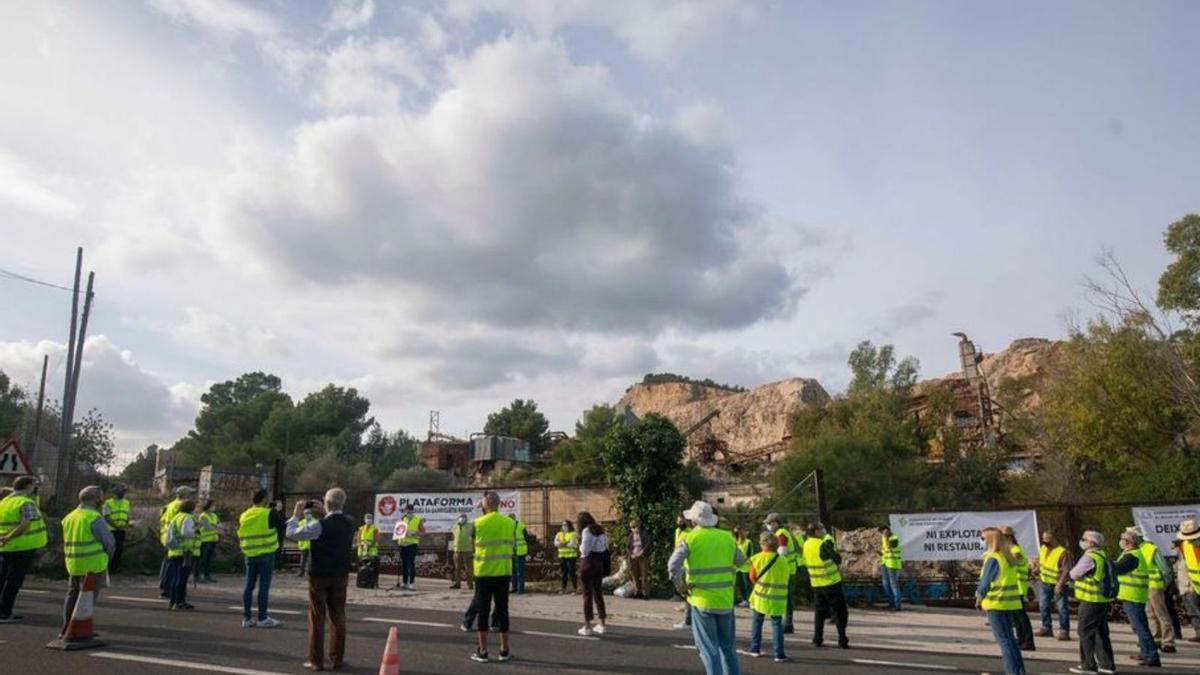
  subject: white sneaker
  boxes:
[256,617,281,628]
[577,626,596,637]
[594,624,606,636]
[241,618,257,628]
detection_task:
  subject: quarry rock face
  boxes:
[934,337,1064,411]
[617,378,831,456]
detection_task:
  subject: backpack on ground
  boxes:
[356,559,378,589]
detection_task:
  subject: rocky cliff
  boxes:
[932,337,1064,411]
[617,378,831,457]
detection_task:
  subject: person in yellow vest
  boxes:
[1034,528,1071,641]
[743,531,792,662]
[295,502,317,578]
[357,513,380,564]
[101,485,130,573]
[733,527,753,608]
[194,499,220,584]
[1115,529,1161,667]
[450,513,475,590]
[392,503,423,590]
[999,526,1035,651]
[975,527,1026,675]
[763,513,800,634]
[511,514,529,595]
[673,516,693,630]
[468,491,516,663]
[0,476,48,622]
[554,519,578,594]
[1173,528,1200,643]
[164,498,199,610]
[1127,526,1176,654]
[60,485,115,635]
[159,485,196,598]
[804,522,849,649]
[1068,529,1116,674]
[238,488,281,628]
[880,525,902,611]
[668,500,744,675]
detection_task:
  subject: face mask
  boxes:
[304,510,314,518]
[365,518,373,525]
[562,524,570,531]
[1078,540,1088,550]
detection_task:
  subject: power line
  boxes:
[0,266,79,293]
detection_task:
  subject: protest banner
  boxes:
[1131,504,1200,552]
[374,491,521,534]
[889,510,1040,562]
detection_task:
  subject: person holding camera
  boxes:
[288,488,355,671]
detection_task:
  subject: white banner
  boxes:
[373,491,521,536]
[1131,504,1200,552]
[889,510,1040,562]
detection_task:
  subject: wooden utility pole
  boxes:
[29,354,48,465]
[60,271,95,495]
[56,248,83,499]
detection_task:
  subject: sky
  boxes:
[1,0,1197,468]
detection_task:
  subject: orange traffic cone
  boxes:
[378,625,399,675]
[46,572,106,651]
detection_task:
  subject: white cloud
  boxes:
[173,307,289,357]
[149,0,281,38]
[444,0,756,64]
[315,36,427,112]
[212,37,797,334]
[0,146,82,220]
[327,0,375,33]
[0,336,198,455]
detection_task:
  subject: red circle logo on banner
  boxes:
[378,496,397,516]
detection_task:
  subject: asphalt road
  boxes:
[1,585,1194,675]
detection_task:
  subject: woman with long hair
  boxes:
[576,511,608,636]
[975,527,1026,675]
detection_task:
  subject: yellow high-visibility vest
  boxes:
[103,497,131,530]
[684,527,737,611]
[980,552,1022,611]
[296,516,316,551]
[749,551,789,617]
[555,530,578,559]
[358,524,379,556]
[198,512,220,543]
[776,527,800,574]
[160,498,182,545]
[1075,550,1113,603]
[62,507,108,576]
[399,515,422,546]
[167,512,199,558]
[514,520,528,556]
[1039,545,1066,585]
[1138,541,1164,590]
[474,511,516,578]
[0,493,48,552]
[237,505,279,558]
[1116,549,1150,604]
[881,534,902,570]
[1184,543,1200,588]
[803,536,842,587]
[736,539,753,574]
[1011,545,1029,595]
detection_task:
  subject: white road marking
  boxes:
[107,595,162,604]
[21,589,49,594]
[672,644,697,650]
[520,629,599,641]
[226,606,303,616]
[363,617,453,628]
[852,658,958,671]
[92,652,293,675]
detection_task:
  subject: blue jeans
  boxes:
[1037,582,1069,632]
[165,557,190,605]
[243,553,274,621]
[512,555,525,593]
[986,610,1026,675]
[749,609,785,659]
[690,606,740,675]
[1123,601,1160,663]
[880,566,902,609]
[194,541,216,581]
[783,571,796,630]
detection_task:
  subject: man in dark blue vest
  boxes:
[288,488,355,671]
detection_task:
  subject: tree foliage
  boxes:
[640,373,746,393]
[0,371,24,440]
[119,444,158,488]
[540,404,621,483]
[483,399,549,455]
[1156,213,1200,319]
[600,413,686,590]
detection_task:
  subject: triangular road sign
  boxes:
[0,438,33,476]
